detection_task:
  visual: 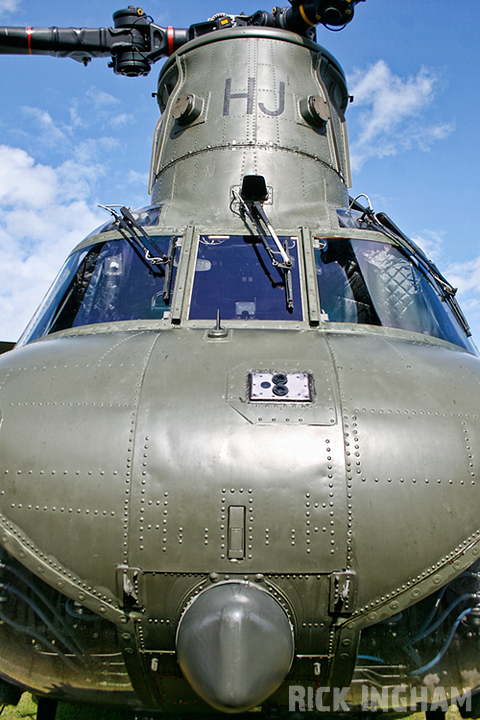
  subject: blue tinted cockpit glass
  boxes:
[314,237,473,350]
[84,205,162,239]
[188,235,302,321]
[18,236,180,345]
[336,208,379,231]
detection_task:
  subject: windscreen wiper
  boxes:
[348,197,471,337]
[373,212,471,337]
[233,189,291,269]
[235,196,295,313]
[162,236,177,304]
[98,204,167,275]
[232,174,294,312]
[283,239,294,312]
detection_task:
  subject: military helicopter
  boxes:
[1,2,480,719]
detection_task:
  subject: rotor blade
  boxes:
[0,26,112,60]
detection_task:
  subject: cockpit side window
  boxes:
[18,236,180,345]
[315,237,474,351]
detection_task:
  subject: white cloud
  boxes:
[348,60,454,170]
[0,0,19,18]
[109,113,136,128]
[0,72,151,343]
[20,106,117,158]
[449,258,480,294]
[0,145,105,342]
[68,100,83,129]
[72,136,118,165]
[0,145,58,208]
[403,228,480,341]
[87,89,119,109]
[22,106,71,149]
[128,169,149,185]
[446,255,480,306]
[444,254,480,343]
[410,229,446,264]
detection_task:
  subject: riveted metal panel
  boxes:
[152,32,349,232]
[0,331,160,596]
[129,328,348,575]
[325,331,480,611]
[227,359,335,425]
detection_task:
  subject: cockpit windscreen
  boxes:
[188,235,302,321]
[18,236,180,345]
[315,237,473,350]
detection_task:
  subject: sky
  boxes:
[0,0,479,343]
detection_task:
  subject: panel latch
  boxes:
[228,506,246,560]
[329,571,357,614]
[116,565,143,608]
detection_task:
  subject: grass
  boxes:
[0,695,471,720]
[0,695,132,719]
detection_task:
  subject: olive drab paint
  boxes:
[223,78,286,116]
[149,29,352,231]
[0,5,480,719]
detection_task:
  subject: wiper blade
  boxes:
[232,190,292,269]
[373,212,471,337]
[232,187,294,313]
[252,201,292,269]
[247,235,295,314]
[283,240,294,313]
[98,204,167,275]
[162,236,177,304]
[349,201,472,338]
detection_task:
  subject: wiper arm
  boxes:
[245,232,295,314]
[372,211,471,337]
[349,200,472,338]
[162,236,177,304]
[252,200,292,269]
[98,204,167,275]
[232,190,291,269]
[232,181,294,313]
[283,240,294,312]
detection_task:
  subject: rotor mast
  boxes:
[0,1,365,76]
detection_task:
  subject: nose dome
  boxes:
[176,583,294,712]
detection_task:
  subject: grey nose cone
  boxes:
[176,582,294,713]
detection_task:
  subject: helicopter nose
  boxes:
[176,583,294,713]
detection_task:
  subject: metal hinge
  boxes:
[329,571,357,614]
[116,565,143,609]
